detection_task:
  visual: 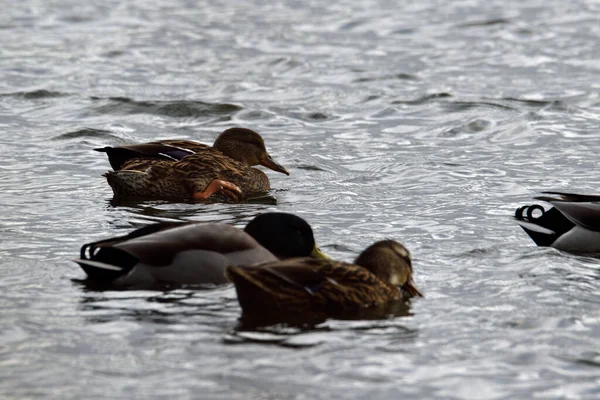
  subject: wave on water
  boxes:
[89,96,243,118]
[0,89,67,99]
[51,127,119,141]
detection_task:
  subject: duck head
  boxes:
[213,128,290,175]
[354,239,423,297]
[244,212,328,259]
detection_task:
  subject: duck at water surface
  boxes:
[95,127,289,201]
[74,213,328,289]
[516,191,600,254]
[227,239,423,316]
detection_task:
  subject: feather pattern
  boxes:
[73,213,325,289]
[105,149,270,199]
[97,128,288,201]
[227,240,421,315]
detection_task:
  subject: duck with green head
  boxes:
[96,127,289,201]
[74,212,327,289]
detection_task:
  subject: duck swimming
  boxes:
[74,212,327,289]
[515,191,600,253]
[96,127,289,201]
[227,239,422,316]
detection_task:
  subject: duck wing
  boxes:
[74,222,276,286]
[543,201,600,232]
[530,192,600,231]
[154,140,212,153]
[95,142,199,170]
[75,221,193,280]
[227,258,397,314]
[536,191,600,203]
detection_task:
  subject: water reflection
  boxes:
[76,286,238,326]
[74,274,416,341]
[104,194,279,225]
[108,193,279,208]
[234,299,414,332]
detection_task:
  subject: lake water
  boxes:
[1,0,600,398]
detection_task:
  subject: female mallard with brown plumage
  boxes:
[227,239,423,315]
[96,127,289,201]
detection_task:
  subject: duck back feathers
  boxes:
[227,258,401,315]
[75,222,276,287]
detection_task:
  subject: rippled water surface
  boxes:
[2,0,600,398]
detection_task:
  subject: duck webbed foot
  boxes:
[193,179,244,202]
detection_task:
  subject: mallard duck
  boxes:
[96,127,289,173]
[96,127,289,201]
[74,212,328,289]
[515,191,600,253]
[227,239,423,315]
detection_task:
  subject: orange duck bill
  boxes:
[260,154,290,175]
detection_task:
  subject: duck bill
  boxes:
[260,154,290,175]
[402,278,424,298]
[311,245,330,259]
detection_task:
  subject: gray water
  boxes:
[2,0,600,398]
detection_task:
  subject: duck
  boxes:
[515,191,600,253]
[227,239,423,316]
[96,127,289,201]
[74,212,328,289]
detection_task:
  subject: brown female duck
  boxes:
[97,127,289,201]
[227,239,423,315]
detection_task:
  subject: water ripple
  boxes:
[2,0,600,398]
[89,96,243,118]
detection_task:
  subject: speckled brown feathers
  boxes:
[228,258,402,314]
[98,128,287,201]
[227,240,422,315]
[156,140,212,154]
[105,148,270,199]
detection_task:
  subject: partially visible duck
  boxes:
[515,191,600,253]
[227,239,422,316]
[74,212,328,289]
[96,127,289,201]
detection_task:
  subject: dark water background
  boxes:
[2,0,600,398]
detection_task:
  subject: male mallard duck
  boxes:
[227,239,423,315]
[515,191,600,253]
[74,212,327,289]
[96,127,289,201]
